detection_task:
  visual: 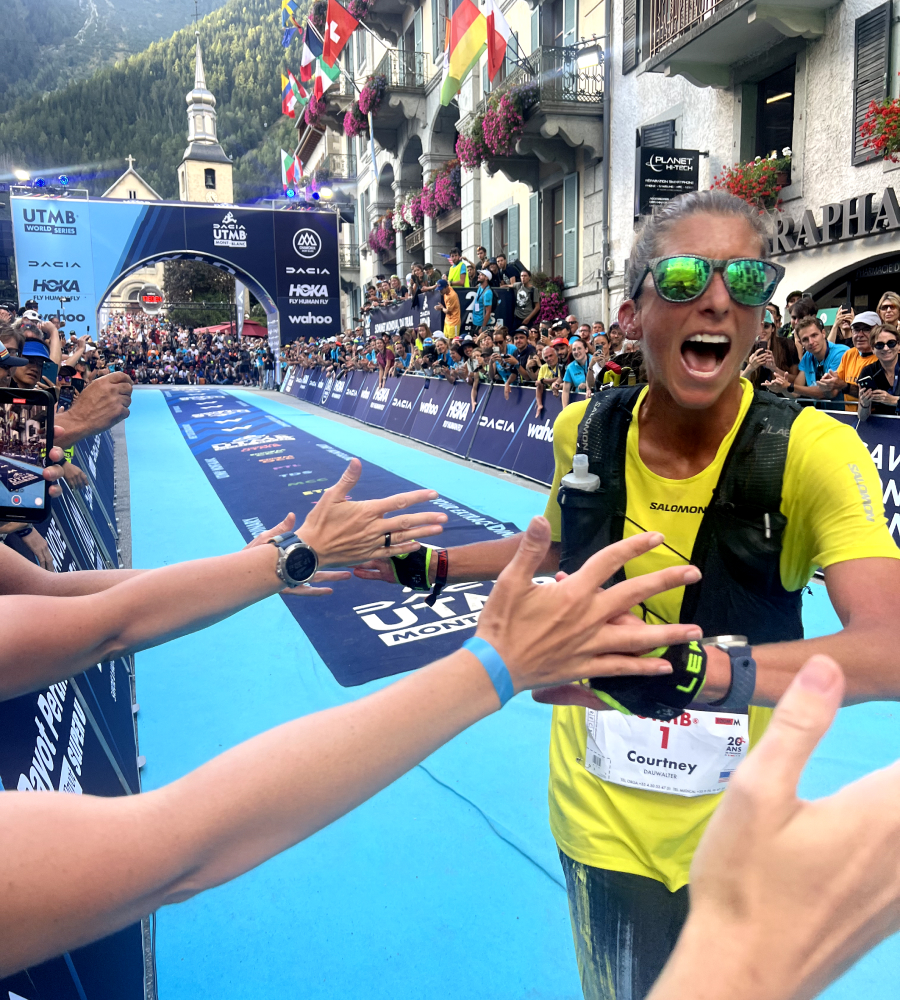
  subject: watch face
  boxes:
[285,545,317,584]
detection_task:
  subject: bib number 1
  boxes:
[584,707,749,797]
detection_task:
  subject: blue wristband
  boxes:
[463,636,514,707]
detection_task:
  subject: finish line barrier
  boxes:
[281,367,568,486]
[281,368,900,543]
[0,430,148,1000]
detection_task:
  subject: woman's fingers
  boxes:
[575,531,665,591]
[583,621,704,655]
[284,585,333,597]
[380,511,448,533]
[497,517,553,587]
[318,458,362,505]
[311,571,352,582]
[371,488,441,514]
[596,564,702,622]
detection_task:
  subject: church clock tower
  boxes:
[177,34,233,203]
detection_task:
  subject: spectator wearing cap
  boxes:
[535,344,566,418]
[0,327,31,389]
[562,337,591,408]
[13,338,50,390]
[434,279,461,339]
[743,309,799,392]
[486,258,502,288]
[550,336,571,365]
[472,270,494,334]
[819,311,880,412]
[0,303,16,326]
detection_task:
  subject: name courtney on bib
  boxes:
[585,708,748,797]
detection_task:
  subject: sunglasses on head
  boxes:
[631,255,785,307]
[874,339,898,350]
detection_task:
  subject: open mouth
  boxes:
[680,334,731,376]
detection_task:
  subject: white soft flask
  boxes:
[560,453,600,492]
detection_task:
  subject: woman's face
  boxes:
[620,212,765,410]
[873,330,899,367]
[879,300,900,325]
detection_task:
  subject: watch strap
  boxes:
[708,645,756,712]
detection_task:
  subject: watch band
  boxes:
[708,645,756,712]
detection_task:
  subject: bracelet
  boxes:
[462,636,514,707]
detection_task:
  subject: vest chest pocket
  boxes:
[708,504,788,597]
[558,486,617,577]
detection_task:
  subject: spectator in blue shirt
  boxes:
[766,316,848,408]
[562,339,591,408]
[472,270,494,333]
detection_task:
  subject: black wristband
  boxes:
[589,641,708,722]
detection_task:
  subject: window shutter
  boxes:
[345,34,354,71]
[414,8,423,52]
[529,192,540,270]
[562,173,578,288]
[482,217,493,255]
[505,32,519,77]
[531,8,540,53]
[483,61,490,96]
[507,204,520,262]
[433,0,444,64]
[563,0,577,47]
[623,0,638,73]
[641,119,676,148]
[853,2,891,165]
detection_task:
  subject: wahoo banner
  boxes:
[11,196,340,344]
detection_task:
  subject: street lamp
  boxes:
[319,186,334,200]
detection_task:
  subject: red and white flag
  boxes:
[323,0,359,67]
[486,0,511,83]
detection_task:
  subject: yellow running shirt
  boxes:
[543,379,899,891]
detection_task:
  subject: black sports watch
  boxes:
[703,635,756,712]
[267,531,318,587]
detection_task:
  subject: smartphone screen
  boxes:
[57,384,75,410]
[0,388,53,521]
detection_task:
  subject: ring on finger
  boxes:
[384,532,392,548]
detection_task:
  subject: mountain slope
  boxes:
[0,0,306,202]
[0,0,233,114]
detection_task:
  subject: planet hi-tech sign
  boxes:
[772,186,900,255]
[635,147,700,216]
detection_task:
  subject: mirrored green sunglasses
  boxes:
[630,255,785,307]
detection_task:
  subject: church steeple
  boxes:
[177,32,233,203]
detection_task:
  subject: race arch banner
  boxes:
[11,196,340,345]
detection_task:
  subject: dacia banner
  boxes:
[11,196,339,344]
[384,374,426,435]
[162,389,521,686]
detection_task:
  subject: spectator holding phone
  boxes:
[828,303,854,345]
[818,311,879,411]
[857,324,900,419]
[765,316,847,406]
[742,309,799,390]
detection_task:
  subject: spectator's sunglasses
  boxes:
[874,339,899,350]
[630,255,785,307]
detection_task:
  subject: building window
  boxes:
[756,63,795,159]
[623,0,652,73]
[550,186,564,275]
[356,31,366,70]
[128,189,137,200]
[205,169,216,189]
[497,212,509,258]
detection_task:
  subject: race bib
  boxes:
[584,707,749,797]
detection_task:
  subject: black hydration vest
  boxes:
[558,386,805,646]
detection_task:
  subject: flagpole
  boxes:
[307,21,362,94]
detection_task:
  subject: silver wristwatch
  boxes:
[702,634,756,712]
[267,531,319,587]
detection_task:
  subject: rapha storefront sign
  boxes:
[635,148,700,217]
[772,187,900,255]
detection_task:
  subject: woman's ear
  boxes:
[619,299,643,342]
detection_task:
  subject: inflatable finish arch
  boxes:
[10,196,341,346]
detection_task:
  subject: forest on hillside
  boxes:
[0,0,306,202]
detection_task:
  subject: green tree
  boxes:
[163,260,234,329]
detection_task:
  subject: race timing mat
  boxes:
[161,389,520,685]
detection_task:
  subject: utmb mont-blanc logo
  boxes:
[213,212,247,249]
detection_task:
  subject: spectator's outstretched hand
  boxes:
[54,372,133,449]
[475,518,703,693]
[243,511,350,594]
[648,655,900,1000]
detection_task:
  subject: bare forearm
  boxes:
[444,534,559,583]
[0,651,497,975]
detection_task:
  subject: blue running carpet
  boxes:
[126,387,899,1000]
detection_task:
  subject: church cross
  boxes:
[126,155,135,170]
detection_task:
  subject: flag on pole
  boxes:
[486,0,511,82]
[294,155,304,181]
[281,75,297,117]
[368,112,378,177]
[281,149,297,189]
[313,57,341,99]
[282,25,298,47]
[281,0,299,28]
[287,69,308,104]
[323,0,359,67]
[440,0,487,106]
[300,23,323,82]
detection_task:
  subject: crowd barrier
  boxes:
[281,367,900,543]
[281,366,570,486]
[0,431,148,1000]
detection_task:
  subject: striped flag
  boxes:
[281,149,297,189]
[313,57,341,100]
[300,23,323,82]
[486,0,511,83]
[440,0,487,106]
[281,75,297,117]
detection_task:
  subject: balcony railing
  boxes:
[339,244,360,268]
[479,45,603,114]
[650,0,729,58]
[375,49,426,90]
[405,227,425,252]
[315,154,357,181]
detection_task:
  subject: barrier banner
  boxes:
[505,390,564,484]
[407,378,455,444]
[830,411,900,542]
[290,366,308,397]
[162,391,523,685]
[367,290,443,338]
[427,380,493,457]
[304,367,327,402]
[467,384,537,470]
[73,431,119,561]
[339,370,368,415]
[361,376,400,427]
[76,658,140,795]
[281,366,297,395]
[383,375,426,435]
[324,374,348,412]
[351,372,381,420]
[317,373,336,407]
